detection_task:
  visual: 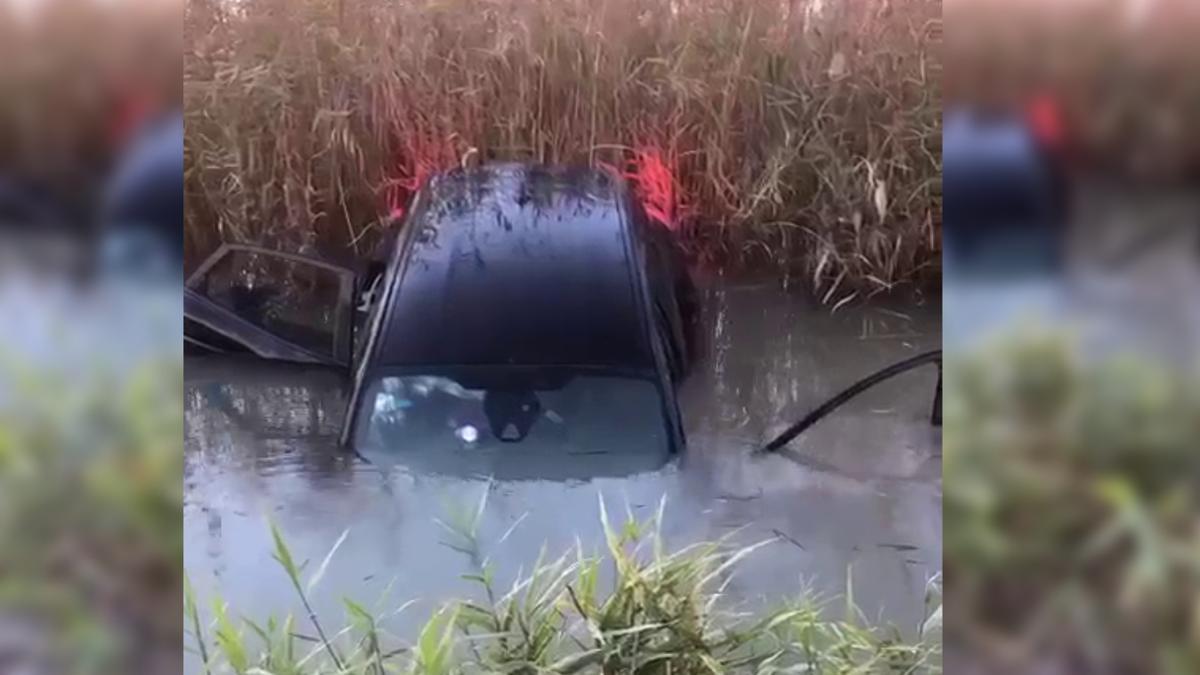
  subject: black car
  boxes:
[943,106,1068,276]
[99,111,185,278]
[184,163,697,469]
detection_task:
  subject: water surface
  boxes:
[183,278,942,667]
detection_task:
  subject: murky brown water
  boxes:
[183,278,942,670]
[0,246,180,397]
[944,182,1200,361]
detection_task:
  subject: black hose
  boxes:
[756,349,942,455]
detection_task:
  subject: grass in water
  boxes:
[944,335,1200,673]
[0,359,183,674]
[187,496,941,674]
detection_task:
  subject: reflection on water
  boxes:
[183,279,941,670]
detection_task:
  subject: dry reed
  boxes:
[185,0,942,298]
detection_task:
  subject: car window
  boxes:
[355,374,669,460]
[193,249,352,360]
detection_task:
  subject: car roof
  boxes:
[943,108,1055,225]
[371,163,655,373]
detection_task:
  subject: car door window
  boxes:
[188,246,356,362]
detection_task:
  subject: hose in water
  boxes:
[756,349,942,455]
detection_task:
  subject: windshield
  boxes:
[354,373,671,476]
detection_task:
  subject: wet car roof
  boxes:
[373,163,654,371]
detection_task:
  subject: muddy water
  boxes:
[944,182,1200,361]
[183,278,942,668]
[0,245,180,395]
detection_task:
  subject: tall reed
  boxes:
[185,0,942,297]
[946,0,1200,181]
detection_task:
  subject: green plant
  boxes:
[189,497,940,674]
[944,334,1200,673]
[0,359,183,674]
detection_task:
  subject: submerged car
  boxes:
[99,111,184,278]
[943,105,1068,276]
[185,163,697,473]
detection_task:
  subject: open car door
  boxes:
[184,244,358,367]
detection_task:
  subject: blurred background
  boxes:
[0,0,181,673]
[943,0,1200,673]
